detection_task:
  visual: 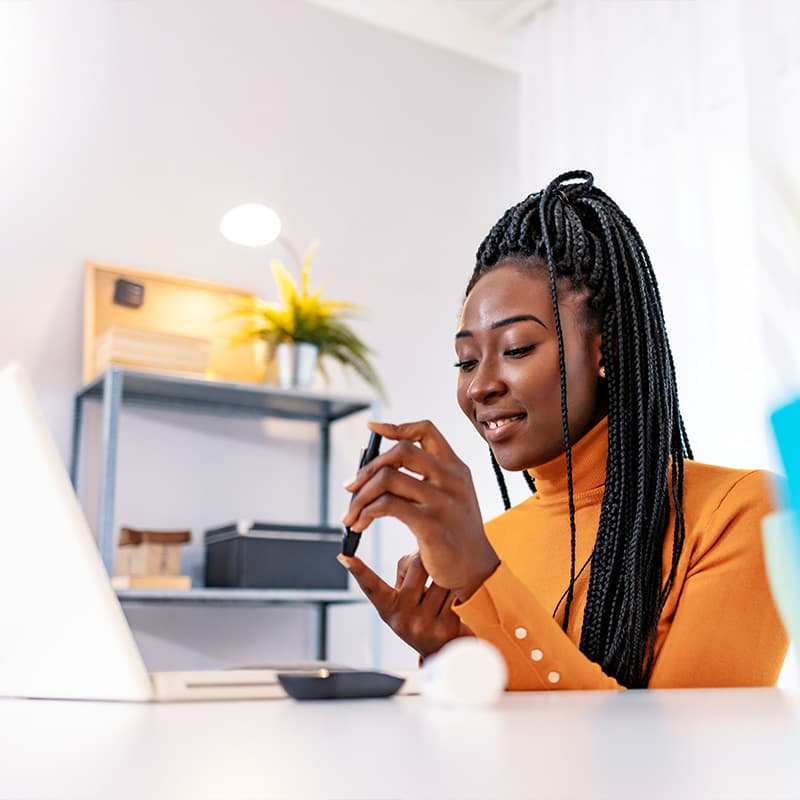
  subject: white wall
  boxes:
[517,0,800,472]
[0,0,519,670]
[516,0,800,687]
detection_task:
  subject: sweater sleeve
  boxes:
[454,470,788,691]
[647,471,788,688]
[452,562,623,690]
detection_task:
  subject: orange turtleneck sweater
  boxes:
[453,416,789,690]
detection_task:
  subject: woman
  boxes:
[338,171,788,690]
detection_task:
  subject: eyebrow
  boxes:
[455,314,548,339]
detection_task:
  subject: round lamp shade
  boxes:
[220,203,282,247]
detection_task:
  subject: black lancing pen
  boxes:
[341,431,382,557]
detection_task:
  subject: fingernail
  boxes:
[343,478,356,490]
[336,554,353,569]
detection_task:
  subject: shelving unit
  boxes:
[70,367,373,659]
[116,588,366,663]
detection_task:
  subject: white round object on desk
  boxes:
[420,638,507,707]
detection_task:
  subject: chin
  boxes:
[490,446,532,473]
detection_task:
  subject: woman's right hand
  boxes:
[338,551,473,658]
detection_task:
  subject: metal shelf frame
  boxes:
[117,588,366,663]
[69,367,373,659]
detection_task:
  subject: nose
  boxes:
[467,357,506,404]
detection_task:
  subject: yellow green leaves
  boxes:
[224,242,385,398]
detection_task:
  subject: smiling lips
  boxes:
[485,415,524,430]
[480,413,527,441]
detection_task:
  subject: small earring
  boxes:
[599,365,606,379]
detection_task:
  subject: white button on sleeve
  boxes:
[547,671,561,684]
[514,627,527,640]
[530,649,543,662]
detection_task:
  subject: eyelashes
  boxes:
[453,344,537,373]
[505,345,536,358]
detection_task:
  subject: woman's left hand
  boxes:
[341,419,500,603]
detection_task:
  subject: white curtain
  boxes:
[518,0,800,473]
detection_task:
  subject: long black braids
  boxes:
[468,170,692,688]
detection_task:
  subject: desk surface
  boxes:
[2,688,799,799]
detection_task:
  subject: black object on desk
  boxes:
[277,669,404,700]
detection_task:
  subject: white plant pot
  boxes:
[277,342,319,389]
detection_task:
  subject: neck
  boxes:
[527,415,609,502]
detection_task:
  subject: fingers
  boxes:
[395,553,429,612]
[341,549,465,659]
[420,583,452,616]
[342,421,474,535]
[442,590,459,616]
[345,440,448,493]
[342,467,442,529]
[343,491,430,535]
[395,552,417,590]
[337,554,396,621]
[395,551,455,616]
[367,419,460,462]
[339,552,437,622]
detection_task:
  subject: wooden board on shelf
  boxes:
[83,261,275,384]
[110,575,192,590]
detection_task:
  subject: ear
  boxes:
[590,330,604,376]
[591,330,610,418]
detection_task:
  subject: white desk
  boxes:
[2,688,799,799]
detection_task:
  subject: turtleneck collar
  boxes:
[527,415,608,503]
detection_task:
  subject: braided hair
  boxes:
[469,170,692,688]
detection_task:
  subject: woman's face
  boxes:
[455,262,605,471]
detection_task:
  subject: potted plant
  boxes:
[226,242,385,397]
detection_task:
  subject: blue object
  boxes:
[769,400,800,663]
[762,510,800,649]
[771,398,800,521]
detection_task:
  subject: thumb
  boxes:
[337,554,396,620]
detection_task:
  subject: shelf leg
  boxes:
[69,393,84,489]
[317,602,329,661]
[319,419,330,526]
[98,369,123,575]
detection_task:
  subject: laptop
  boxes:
[0,362,294,702]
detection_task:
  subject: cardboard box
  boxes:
[115,527,191,577]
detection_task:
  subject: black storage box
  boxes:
[204,521,347,590]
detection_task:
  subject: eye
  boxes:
[504,345,536,358]
[453,359,477,373]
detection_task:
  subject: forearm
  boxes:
[453,562,623,691]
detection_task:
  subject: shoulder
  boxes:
[680,461,778,562]
[682,461,776,519]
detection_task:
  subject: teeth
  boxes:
[486,415,523,430]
